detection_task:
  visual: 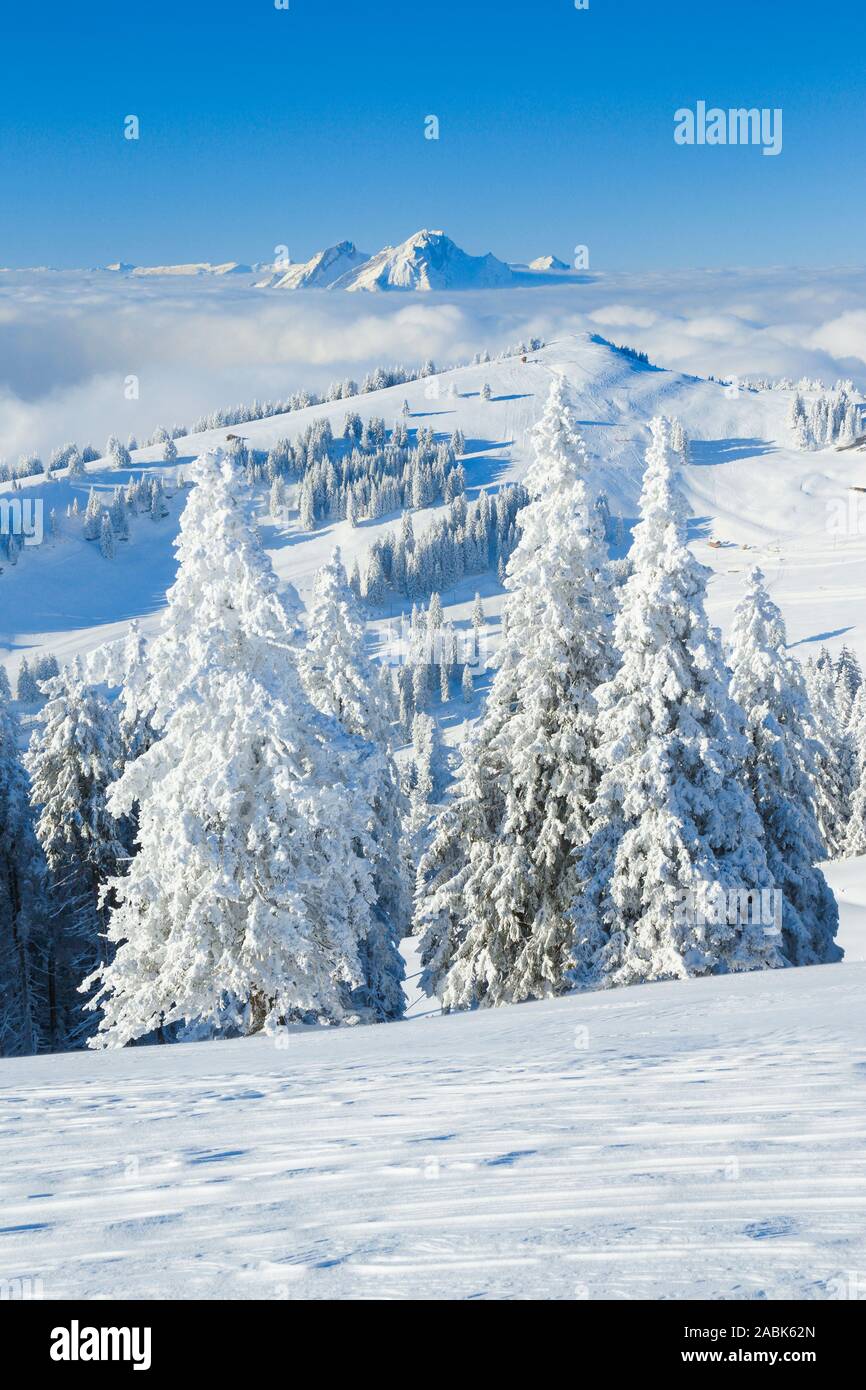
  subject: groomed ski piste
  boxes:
[2,334,865,1300]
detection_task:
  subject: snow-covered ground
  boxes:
[0,856,863,1302]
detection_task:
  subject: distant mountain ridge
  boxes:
[4,233,580,290]
[253,231,582,292]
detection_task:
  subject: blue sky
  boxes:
[1,0,863,270]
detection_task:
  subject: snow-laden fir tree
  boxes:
[299,548,407,1019]
[16,658,40,704]
[471,591,485,642]
[834,645,862,718]
[405,709,440,883]
[845,686,866,857]
[85,451,381,1047]
[99,512,115,560]
[106,435,131,470]
[670,418,689,463]
[728,568,840,963]
[83,488,102,541]
[25,660,130,1045]
[87,619,158,767]
[804,652,854,857]
[569,417,785,989]
[415,374,613,1008]
[0,675,46,1054]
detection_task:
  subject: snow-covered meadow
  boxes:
[0,874,863,1301]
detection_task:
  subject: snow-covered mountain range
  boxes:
[4,231,579,291]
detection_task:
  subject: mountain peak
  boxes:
[333,228,515,292]
[263,240,368,290]
[528,254,570,272]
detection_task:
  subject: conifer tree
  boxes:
[845,687,866,857]
[805,653,854,856]
[728,568,840,964]
[99,512,115,560]
[300,549,408,1019]
[416,376,613,1007]
[569,418,784,990]
[85,452,380,1046]
[83,488,103,541]
[25,661,129,1045]
[0,680,45,1054]
[16,658,40,704]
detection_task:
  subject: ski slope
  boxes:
[0,863,863,1302]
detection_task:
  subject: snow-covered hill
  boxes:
[3,333,864,687]
[0,862,863,1301]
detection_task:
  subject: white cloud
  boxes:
[809,311,866,366]
[587,305,658,329]
[1,266,865,462]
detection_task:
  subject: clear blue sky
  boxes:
[1,0,863,270]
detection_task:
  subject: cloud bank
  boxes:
[1,265,864,463]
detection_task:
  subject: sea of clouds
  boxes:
[1,265,865,464]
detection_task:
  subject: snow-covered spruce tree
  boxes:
[299,548,407,1020]
[670,418,690,463]
[845,687,866,857]
[728,568,840,964]
[407,710,437,851]
[86,616,159,838]
[0,677,46,1055]
[415,375,613,1008]
[835,645,863,720]
[99,511,115,560]
[16,658,40,704]
[25,660,130,1046]
[85,451,380,1047]
[106,435,131,470]
[804,652,854,857]
[569,417,785,989]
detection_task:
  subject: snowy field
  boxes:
[0,857,863,1302]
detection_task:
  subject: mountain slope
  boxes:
[260,241,369,290]
[2,334,865,690]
